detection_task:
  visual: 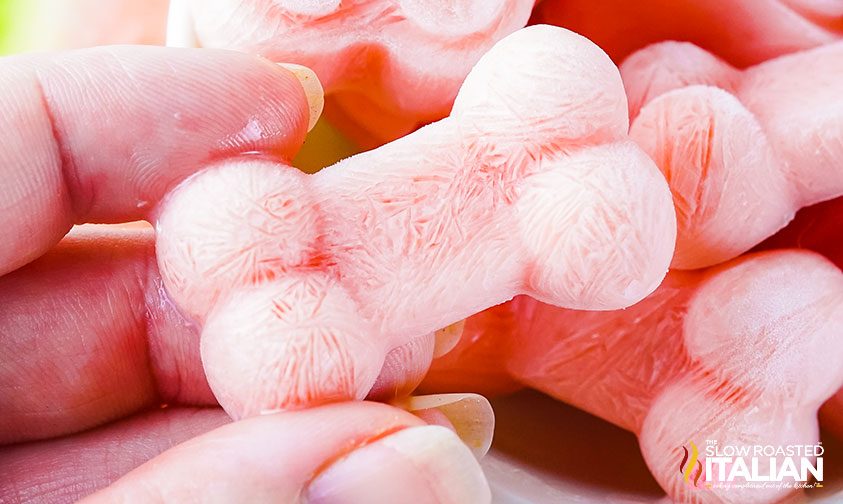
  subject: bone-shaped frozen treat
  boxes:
[168,0,535,145]
[423,250,843,503]
[618,41,843,269]
[755,196,843,441]
[154,25,676,418]
[534,0,842,68]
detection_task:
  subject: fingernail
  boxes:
[433,319,465,358]
[401,393,495,459]
[304,426,491,504]
[277,63,324,132]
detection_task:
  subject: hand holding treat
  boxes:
[424,250,843,503]
[0,44,492,503]
[620,41,843,269]
[4,1,843,502]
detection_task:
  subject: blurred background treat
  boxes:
[0,0,168,52]
[533,0,843,68]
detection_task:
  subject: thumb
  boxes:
[82,402,490,503]
[0,45,321,276]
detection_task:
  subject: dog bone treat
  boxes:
[533,0,842,68]
[754,196,843,441]
[620,41,843,269]
[168,0,535,146]
[154,25,676,419]
[423,250,843,503]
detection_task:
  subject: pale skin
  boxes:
[0,45,488,503]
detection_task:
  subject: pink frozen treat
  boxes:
[620,41,843,269]
[154,25,676,419]
[168,0,536,146]
[423,250,843,503]
[533,0,842,68]
[755,196,843,441]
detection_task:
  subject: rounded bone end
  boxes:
[451,24,629,146]
[684,250,843,404]
[518,141,676,311]
[630,85,794,270]
[640,378,819,504]
[201,276,385,419]
[155,159,319,320]
[620,41,738,120]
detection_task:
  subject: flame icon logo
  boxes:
[679,440,704,487]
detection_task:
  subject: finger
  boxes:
[396,393,495,460]
[84,402,490,503]
[0,226,447,443]
[0,44,318,276]
[0,407,230,503]
[0,225,215,444]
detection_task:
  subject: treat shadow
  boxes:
[485,389,665,503]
